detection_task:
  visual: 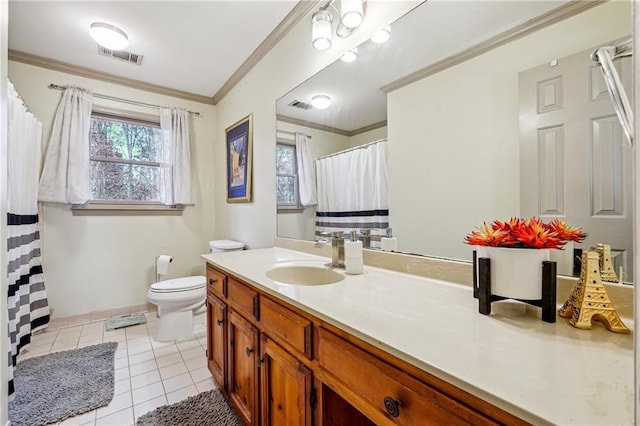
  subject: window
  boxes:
[89,111,166,203]
[276,142,301,210]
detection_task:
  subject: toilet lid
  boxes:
[151,276,206,293]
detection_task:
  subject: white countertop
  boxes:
[202,247,634,425]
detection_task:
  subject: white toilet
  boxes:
[147,239,245,341]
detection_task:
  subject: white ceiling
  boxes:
[277,0,571,133]
[8,1,299,99]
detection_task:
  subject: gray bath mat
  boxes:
[137,389,242,426]
[8,342,117,426]
[106,312,147,330]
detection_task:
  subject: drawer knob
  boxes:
[383,396,401,418]
[209,278,216,285]
[246,347,254,357]
[216,319,223,326]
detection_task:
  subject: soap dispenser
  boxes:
[381,228,398,252]
[345,230,364,274]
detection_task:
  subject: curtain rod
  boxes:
[316,138,387,161]
[276,129,312,139]
[48,84,201,116]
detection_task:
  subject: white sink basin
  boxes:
[266,265,344,286]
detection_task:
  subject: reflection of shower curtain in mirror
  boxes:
[315,139,389,248]
[7,81,50,399]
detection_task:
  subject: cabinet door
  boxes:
[207,295,227,390]
[260,335,312,426]
[228,310,260,425]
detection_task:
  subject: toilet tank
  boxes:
[210,239,245,253]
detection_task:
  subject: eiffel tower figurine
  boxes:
[594,243,619,282]
[558,251,630,333]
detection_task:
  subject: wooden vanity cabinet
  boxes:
[206,294,227,390]
[228,309,260,425]
[260,334,313,426]
[205,264,525,426]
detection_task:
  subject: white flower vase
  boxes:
[549,241,574,276]
[476,246,550,300]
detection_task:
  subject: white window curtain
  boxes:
[295,132,317,207]
[38,86,93,204]
[159,107,193,205]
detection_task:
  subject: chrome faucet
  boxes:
[316,231,345,268]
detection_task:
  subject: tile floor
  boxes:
[17,311,215,426]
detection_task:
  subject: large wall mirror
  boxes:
[276,0,634,282]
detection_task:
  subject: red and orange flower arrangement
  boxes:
[465,217,586,250]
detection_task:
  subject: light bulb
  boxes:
[341,48,358,63]
[371,26,391,44]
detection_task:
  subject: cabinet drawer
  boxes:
[227,277,259,320]
[317,328,494,426]
[207,266,227,298]
[260,297,312,359]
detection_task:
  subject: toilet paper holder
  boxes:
[155,255,173,282]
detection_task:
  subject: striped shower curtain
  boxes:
[315,139,389,248]
[7,81,49,398]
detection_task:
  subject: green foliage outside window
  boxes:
[90,115,165,202]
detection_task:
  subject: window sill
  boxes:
[277,207,304,213]
[71,202,184,216]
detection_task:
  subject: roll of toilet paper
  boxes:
[156,255,173,276]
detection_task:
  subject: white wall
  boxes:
[276,120,350,241]
[348,125,387,147]
[213,2,420,250]
[389,0,631,261]
[8,62,217,317]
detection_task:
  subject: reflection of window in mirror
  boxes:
[276,142,302,211]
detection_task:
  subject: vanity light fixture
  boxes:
[89,22,129,50]
[311,94,332,110]
[371,26,391,44]
[341,48,358,63]
[341,0,364,28]
[311,0,366,51]
[312,10,333,50]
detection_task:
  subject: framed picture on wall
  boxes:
[226,114,253,203]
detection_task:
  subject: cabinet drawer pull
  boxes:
[216,319,223,326]
[384,396,401,417]
[209,278,216,285]
[246,347,254,357]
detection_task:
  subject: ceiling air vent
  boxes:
[98,46,144,65]
[288,100,313,110]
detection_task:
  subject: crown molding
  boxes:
[9,49,214,105]
[277,114,387,137]
[212,0,323,105]
[382,0,607,93]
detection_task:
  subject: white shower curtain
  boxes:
[7,81,49,399]
[38,86,93,204]
[160,107,193,205]
[295,132,317,207]
[315,139,389,247]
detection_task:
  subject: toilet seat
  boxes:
[150,276,205,293]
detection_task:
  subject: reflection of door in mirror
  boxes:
[519,44,633,282]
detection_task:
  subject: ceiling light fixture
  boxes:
[89,22,129,51]
[371,26,391,44]
[341,48,358,63]
[311,0,366,51]
[311,94,332,110]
